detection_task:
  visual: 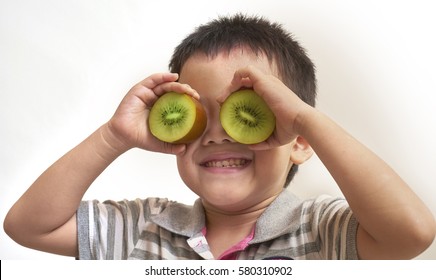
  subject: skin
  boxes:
[176,51,308,256]
[4,47,436,259]
[177,51,296,212]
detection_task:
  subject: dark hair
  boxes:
[169,14,317,187]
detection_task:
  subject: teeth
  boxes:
[204,159,247,168]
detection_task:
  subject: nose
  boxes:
[201,108,235,145]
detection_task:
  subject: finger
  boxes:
[156,142,187,156]
[153,82,200,100]
[247,135,282,151]
[137,72,179,89]
[130,74,191,107]
[219,65,266,103]
[247,141,274,151]
[216,91,231,105]
[167,143,187,156]
[231,65,264,87]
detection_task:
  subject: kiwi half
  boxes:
[148,92,207,143]
[220,89,275,144]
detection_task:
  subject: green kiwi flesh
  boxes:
[149,92,206,143]
[220,89,275,144]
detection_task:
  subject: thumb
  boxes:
[160,142,187,155]
[247,141,273,151]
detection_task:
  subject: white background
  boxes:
[1,0,435,259]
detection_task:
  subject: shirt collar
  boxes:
[250,189,302,243]
[150,198,205,237]
[150,189,302,241]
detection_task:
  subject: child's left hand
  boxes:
[219,65,313,149]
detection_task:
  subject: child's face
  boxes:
[176,48,294,212]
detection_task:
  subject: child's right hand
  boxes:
[104,73,199,155]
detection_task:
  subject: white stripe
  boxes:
[329,201,344,259]
[113,204,123,259]
[97,203,108,259]
[125,200,134,257]
[340,210,352,258]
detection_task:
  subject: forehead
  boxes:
[179,47,280,82]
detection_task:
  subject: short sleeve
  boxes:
[76,199,144,260]
[304,195,359,259]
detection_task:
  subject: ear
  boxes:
[289,136,313,164]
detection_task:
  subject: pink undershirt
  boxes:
[201,226,256,260]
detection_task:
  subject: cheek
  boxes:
[176,156,191,182]
[255,148,292,182]
[176,153,201,194]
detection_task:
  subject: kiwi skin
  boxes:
[220,89,276,144]
[148,92,207,144]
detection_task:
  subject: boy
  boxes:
[4,14,435,260]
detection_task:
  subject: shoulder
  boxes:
[300,195,359,259]
[300,195,351,216]
[79,197,188,217]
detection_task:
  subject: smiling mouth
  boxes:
[202,158,250,168]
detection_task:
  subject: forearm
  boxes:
[4,123,126,243]
[297,109,408,212]
[4,73,187,256]
[297,108,435,258]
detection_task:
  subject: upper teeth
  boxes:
[204,159,247,168]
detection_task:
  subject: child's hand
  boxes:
[105,73,199,155]
[221,65,312,150]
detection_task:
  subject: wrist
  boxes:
[293,104,319,137]
[96,123,132,159]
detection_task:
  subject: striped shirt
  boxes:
[77,189,359,259]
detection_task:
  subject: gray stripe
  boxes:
[129,247,201,260]
[92,201,102,259]
[322,198,343,259]
[129,248,163,260]
[77,201,91,260]
[138,230,199,259]
[123,200,140,259]
[346,214,359,259]
[290,240,320,257]
[333,207,350,258]
[247,234,321,259]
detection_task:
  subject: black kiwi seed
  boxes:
[234,102,263,128]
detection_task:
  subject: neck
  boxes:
[205,207,261,231]
[203,193,280,229]
[203,193,280,225]
[201,194,280,258]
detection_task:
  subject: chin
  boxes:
[200,189,256,212]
